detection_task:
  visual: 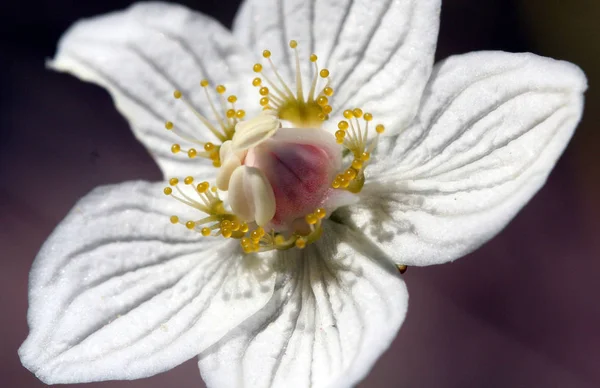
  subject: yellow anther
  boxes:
[170,215,179,224]
[226,109,236,118]
[318,113,326,121]
[165,121,174,130]
[332,178,341,188]
[310,54,318,62]
[240,223,249,233]
[360,152,371,161]
[376,124,385,134]
[201,227,211,236]
[230,219,240,231]
[173,90,182,99]
[241,237,251,247]
[260,97,270,106]
[188,148,198,158]
[204,142,215,152]
[343,110,353,119]
[323,87,334,96]
[319,69,330,78]
[352,159,363,169]
[317,96,328,106]
[222,228,232,238]
[335,130,346,139]
[315,208,326,219]
[171,144,181,154]
[169,178,179,186]
[289,40,298,48]
[262,50,271,58]
[253,63,263,72]
[236,110,246,119]
[338,121,349,130]
[184,176,194,185]
[336,137,344,144]
[252,77,262,87]
[274,234,286,245]
[344,169,357,180]
[163,187,173,195]
[259,87,269,96]
[305,213,318,225]
[295,238,306,249]
[200,79,209,87]
[185,221,196,230]
[196,181,210,193]
[216,85,226,94]
[364,113,373,121]
[323,105,333,114]
[353,108,363,118]
[227,95,237,103]
[221,220,231,229]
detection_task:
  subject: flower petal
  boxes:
[19,181,277,383]
[353,52,586,266]
[198,221,408,388]
[233,0,440,134]
[49,2,256,178]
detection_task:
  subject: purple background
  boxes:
[1,0,599,387]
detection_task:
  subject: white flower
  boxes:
[18,1,586,387]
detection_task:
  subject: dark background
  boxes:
[1,0,599,387]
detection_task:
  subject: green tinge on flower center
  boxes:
[162,40,385,254]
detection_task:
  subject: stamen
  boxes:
[251,40,335,128]
[332,109,385,193]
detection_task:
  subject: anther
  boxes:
[170,215,179,224]
[184,176,194,185]
[165,121,174,130]
[253,63,263,73]
[295,238,307,249]
[171,144,181,153]
[216,85,226,94]
[319,69,330,78]
[188,148,198,158]
[169,178,179,186]
[185,221,196,230]
[353,108,363,118]
[173,90,182,99]
[201,227,211,236]
[200,79,209,87]
[323,87,334,96]
[163,187,173,195]
[289,40,298,48]
[252,77,262,87]
[227,95,237,103]
[376,124,385,134]
[310,54,318,62]
[262,50,271,58]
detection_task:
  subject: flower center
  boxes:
[163,40,385,253]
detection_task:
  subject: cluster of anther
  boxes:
[240,208,327,253]
[251,40,334,128]
[166,80,246,167]
[332,108,385,193]
[163,178,249,237]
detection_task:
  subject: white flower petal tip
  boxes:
[19,181,277,384]
[352,51,587,267]
[198,222,408,388]
[47,2,256,179]
[234,0,441,135]
[229,166,277,226]
[232,113,280,152]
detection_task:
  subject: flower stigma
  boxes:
[163,40,385,254]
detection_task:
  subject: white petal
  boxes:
[198,221,408,388]
[19,181,277,383]
[49,3,256,178]
[233,0,440,135]
[353,52,587,266]
[229,166,277,226]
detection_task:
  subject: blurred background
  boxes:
[1,0,599,387]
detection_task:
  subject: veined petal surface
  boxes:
[351,51,587,266]
[233,0,441,135]
[198,221,408,388]
[50,2,256,178]
[19,181,276,383]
